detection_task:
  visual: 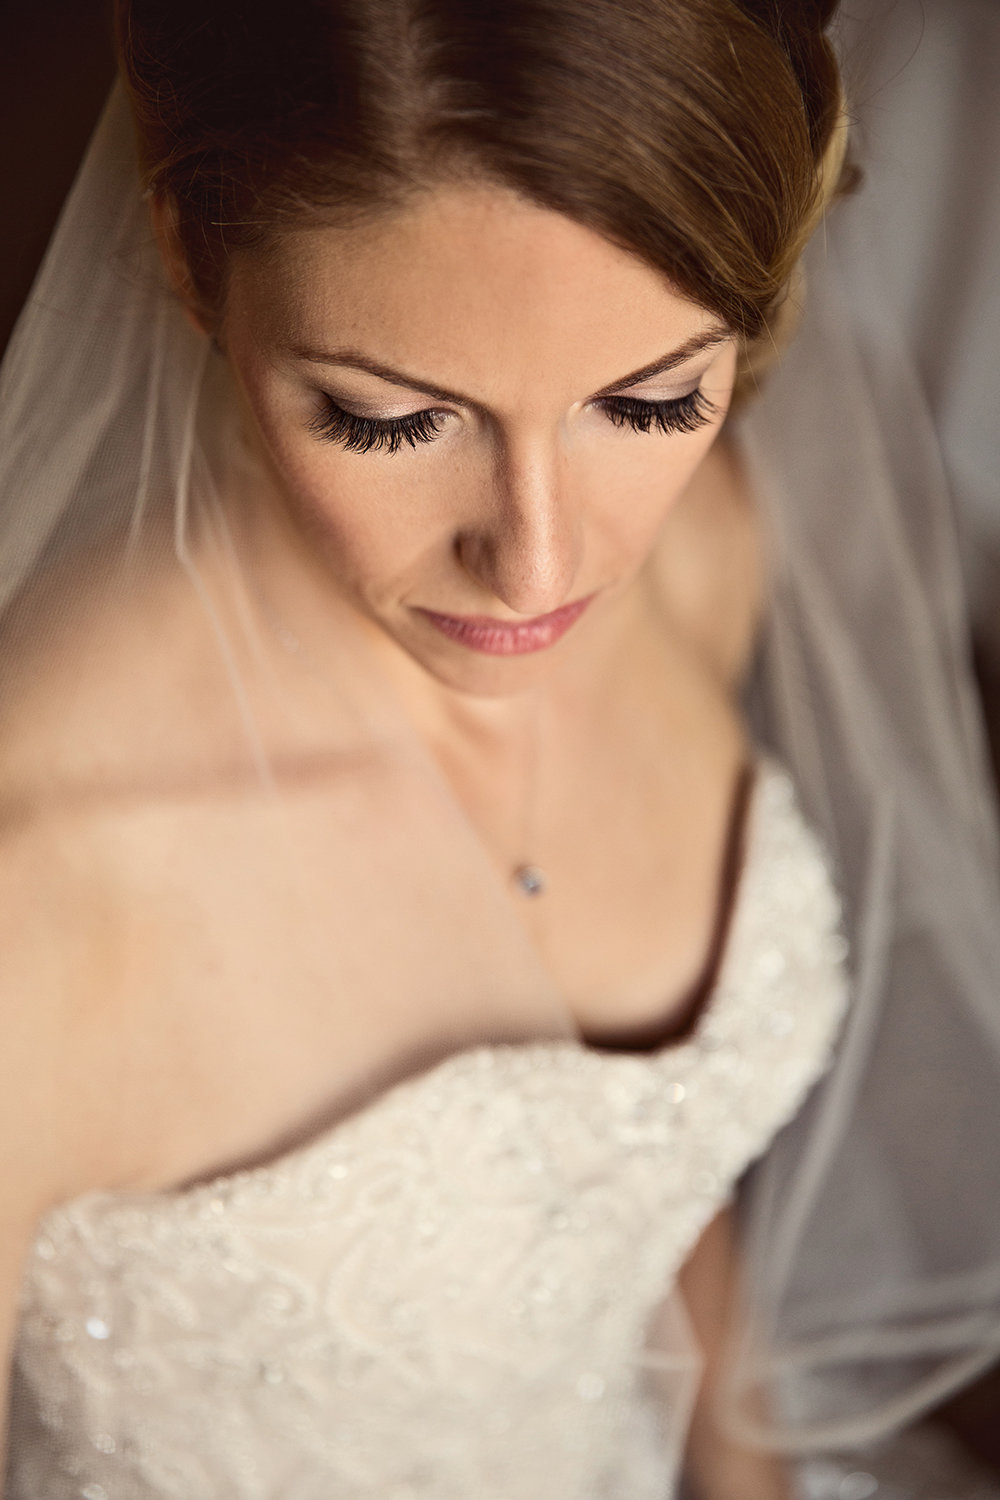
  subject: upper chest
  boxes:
[432,432,764,1029]
[56,676,743,1190]
[19,762,849,1417]
[10,432,767,1196]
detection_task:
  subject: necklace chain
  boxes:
[264,606,549,898]
[511,694,547,898]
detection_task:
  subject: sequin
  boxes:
[840,1473,879,1500]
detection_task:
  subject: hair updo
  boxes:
[117,0,847,369]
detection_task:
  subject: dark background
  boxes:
[0,0,115,353]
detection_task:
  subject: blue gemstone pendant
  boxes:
[512,864,547,898]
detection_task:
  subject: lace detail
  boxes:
[8,762,849,1499]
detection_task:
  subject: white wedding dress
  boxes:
[6,761,849,1499]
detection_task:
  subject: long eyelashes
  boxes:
[596,388,716,436]
[309,401,445,454]
[310,387,716,455]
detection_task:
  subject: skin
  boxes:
[216,180,741,940]
[1,181,772,1492]
[220,182,740,702]
[203,181,760,1036]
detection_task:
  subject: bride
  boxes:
[2,1,999,1496]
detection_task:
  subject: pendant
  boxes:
[512,863,547,898]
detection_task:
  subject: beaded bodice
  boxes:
[7,762,848,1500]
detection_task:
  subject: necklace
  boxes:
[512,863,547,897]
[511,696,548,899]
[262,601,550,898]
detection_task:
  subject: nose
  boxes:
[456,437,583,617]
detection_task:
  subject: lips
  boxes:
[416,595,594,655]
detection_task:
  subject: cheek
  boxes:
[584,423,725,559]
[233,375,387,570]
[590,354,738,549]
[253,414,465,594]
[259,422,726,601]
[281,452,434,582]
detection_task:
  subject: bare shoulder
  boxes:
[0,542,240,1203]
[647,429,765,692]
[0,822,116,1457]
[0,802,135,1466]
[0,539,253,805]
[0,535,282,1431]
[0,814,112,1186]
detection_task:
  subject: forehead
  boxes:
[227,183,721,400]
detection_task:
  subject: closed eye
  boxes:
[309,385,717,456]
[595,389,716,436]
[309,398,446,454]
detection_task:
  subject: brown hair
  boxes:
[117,0,847,363]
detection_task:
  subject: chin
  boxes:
[364,614,561,699]
[405,640,561,699]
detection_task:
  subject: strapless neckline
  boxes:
[11,754,850,1500]
[108,756,772,1204]
[579,757,756,1054]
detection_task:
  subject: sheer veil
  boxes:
[3,0,1000,1468]
[0,84,575,1169]
[731,0,1000,1449]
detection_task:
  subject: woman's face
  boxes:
[221,183,738,697]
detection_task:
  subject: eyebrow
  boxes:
[287,325,732,407]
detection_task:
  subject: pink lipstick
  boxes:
[417,596,593,655]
